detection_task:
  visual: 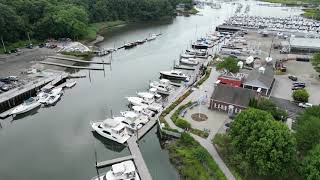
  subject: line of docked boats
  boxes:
[123,33,159,49]
[224,15,320,34]
[10,80,77,116]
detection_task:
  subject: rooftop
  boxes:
[243,65,274,89]
[211,84,256,107]
[290,37,320,49]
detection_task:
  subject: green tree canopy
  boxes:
[295,105,320,154]
[311,52,320,73]
[216,56,239,73]
[292,89,309,102]
[299,144,320,180]
[228,108,297,177]
[0,3,24,42]
[250,98,288,121]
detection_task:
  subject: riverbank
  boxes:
[83,21,127,44]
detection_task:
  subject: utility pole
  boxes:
[1,36,6,53]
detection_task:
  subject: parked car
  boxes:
[292,86,304,90]
[293,82,306,88]
[298,103,313,108]
[0,82,9,91]
[288,75,297,81]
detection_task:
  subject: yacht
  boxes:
[132,106,155,118]
[137,91,162,103]
[159,70,189,81]
[11,97,41,115]
[180,58,198,66]
[119,111,149,130]
[91,119,131,144]
[149,79,174,95]
[180,53,195,59]
[126,97,163,113]
[93,160,140,180]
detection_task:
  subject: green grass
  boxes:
[60,51,92,59]
[195,67,212,88]
[168,133,227,180]
[0,39,42,54]
[302,8,320,20]
[176,7,199,15]
[84,21,126,42]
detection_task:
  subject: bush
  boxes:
[292,89,309,102]
[216,56,239,73]
[175,118,191,130]
[299,144,320,180]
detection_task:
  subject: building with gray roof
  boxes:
[242,65,275,96]
[289,37,320,53]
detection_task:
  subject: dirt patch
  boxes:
[191,113,208,121]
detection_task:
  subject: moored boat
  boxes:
[11,97,41,115]
[159,70,189,81]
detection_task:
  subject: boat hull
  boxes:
[91,122,130,144]
[160,73,188,81]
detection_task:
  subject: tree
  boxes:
[216,56,239,73]
[0,3,24,42]
[295,106,320,154]
[228,108,297,177]
[299,144,320,180]
[254,98,288,121]
[311,52,320,73]
[292,89,309,102]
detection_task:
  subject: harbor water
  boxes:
[0,1,303,180]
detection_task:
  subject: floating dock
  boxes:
[40,61,104,70]
[96,155,133,168]
[48,56,111,64]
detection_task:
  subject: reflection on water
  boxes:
[92,131,127,152]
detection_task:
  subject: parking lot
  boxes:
[271,61,320,105]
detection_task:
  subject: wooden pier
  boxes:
[127,137,153,180]
[48,56,111,64]
[96,155,133,168]
[40,61,104,70]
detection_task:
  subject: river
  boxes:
[0,1,302,180]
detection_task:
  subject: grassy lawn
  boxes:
[84,20,126,42]
[167,133,226,180]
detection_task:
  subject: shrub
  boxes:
[292,89,309,102]
[175,118,191,130]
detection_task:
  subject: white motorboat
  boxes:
[119,111,149,130]
[91,119,131,144]
[146,34,157,41]
[37,87,63,104]
[44,92,63,106]
[11,97,41,115]
[93,160,140,180]
[126,97,163,113]
[180,58,198,66]
[137,91,162,103]
[160,70,189,81]
[149,79,174,95]
[246,56,254,64]
[180,53,195,59]
[65,80,76,88]
[132,106,155,118]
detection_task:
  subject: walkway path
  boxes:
[163,67,236,180]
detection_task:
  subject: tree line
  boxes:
[0,0,192,42]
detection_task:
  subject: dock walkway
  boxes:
[48,56,111,64]
[96,155,133,168]
[40,61,104,70]
[127,137,153,180]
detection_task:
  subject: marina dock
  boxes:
[127,137,153,180]
[0,70,68,118]
[96,155,133,168]
[40,61,104,70]
[48,56,111,64]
